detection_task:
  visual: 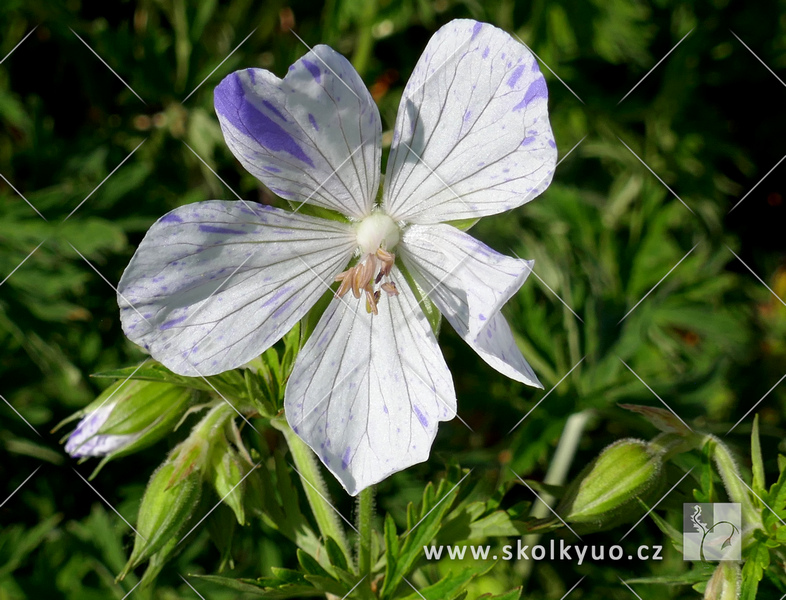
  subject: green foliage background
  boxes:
[1,0,785,598]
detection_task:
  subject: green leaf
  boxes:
[740,542,769,600]
[751,414,766,495]
[443,217,480,231]
[477,588,523,600]
[399,563,493,600]
[644,502,683,549]
[297,549,333,579]
[325,536,350,573]
[193,574,324,598]
[627,562,714,585]
[381,470,467,598]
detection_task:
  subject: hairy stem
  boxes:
[273,416,351,562]
[357,486,375,596]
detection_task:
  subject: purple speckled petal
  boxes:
[284,269,456,495]
[214,46,382,219]
[65,403,116,456]
[383,19,557,223]
[118,201,356,376]
[400,224,541,388]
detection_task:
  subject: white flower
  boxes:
[117,19,557,495]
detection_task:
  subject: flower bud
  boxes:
[120,460,202,579]
[208,438,252,525]
[558,438,664,527]
[64,380,193,459]
[704,562,741,600]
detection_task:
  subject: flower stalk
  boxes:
[357,486,375,596]
[272,416,351,563]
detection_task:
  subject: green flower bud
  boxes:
[120,461,202,579]
[704,562,741,600]
[64,380,193,460]
[208,438,253,525]
[558,438,664,527]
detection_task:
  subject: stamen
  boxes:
[381,282,399,296]
[365,286,378,315]
[334,246,398,314]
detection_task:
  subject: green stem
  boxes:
[351,0,377,77]
[706,435,762,531]
[358,486,374,582]
[273,416,351,562]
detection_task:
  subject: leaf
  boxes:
[398,563,493,600]
[325,536,350,573]
[381,469,467,598]
[751,414,766,495]
[740,542,769,600]
[619,403,693,436]
[193,574,324,598]
[626,563,714,586]
[477,588,523,600]
[643,501,683,549]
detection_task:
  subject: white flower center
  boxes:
[334,212,401,315]
[355,212,400,255]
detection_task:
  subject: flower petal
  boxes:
[118,201,356,376]
[399,223,541,387]
[214,46,381,219]
[65,404,115,457]
[383,19,557,224]
[285,269,456,495]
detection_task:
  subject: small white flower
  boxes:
[118,19,557,494]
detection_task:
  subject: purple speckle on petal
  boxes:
[214,73,315,167]
[513,78,548,111]
[160,212,183,223]
[548,139,556,148]
[471,22,482,40]
[262,99,287,122]
[413,406,429,428]
[507,65,526,88]
[463,110,472,122]
[308,113,319,131]
[199,224,246,235]
[341,446,351,469]
[301,59,321,82]
[521,137,535,146]
[478,313,486,321]
[482,47,489,59]
[160,315,187,330]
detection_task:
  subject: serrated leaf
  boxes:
[627,563,714,586]
[381,471,467,598]
[477,587,522,600]
[740,542,769,600]
[193,574,323,598]
[399,563,493,600]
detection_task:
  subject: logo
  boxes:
[682,503,741,561]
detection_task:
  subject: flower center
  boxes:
[355,212,400,255]
[334,212,401,315]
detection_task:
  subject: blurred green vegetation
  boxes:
[1,0,785,598]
